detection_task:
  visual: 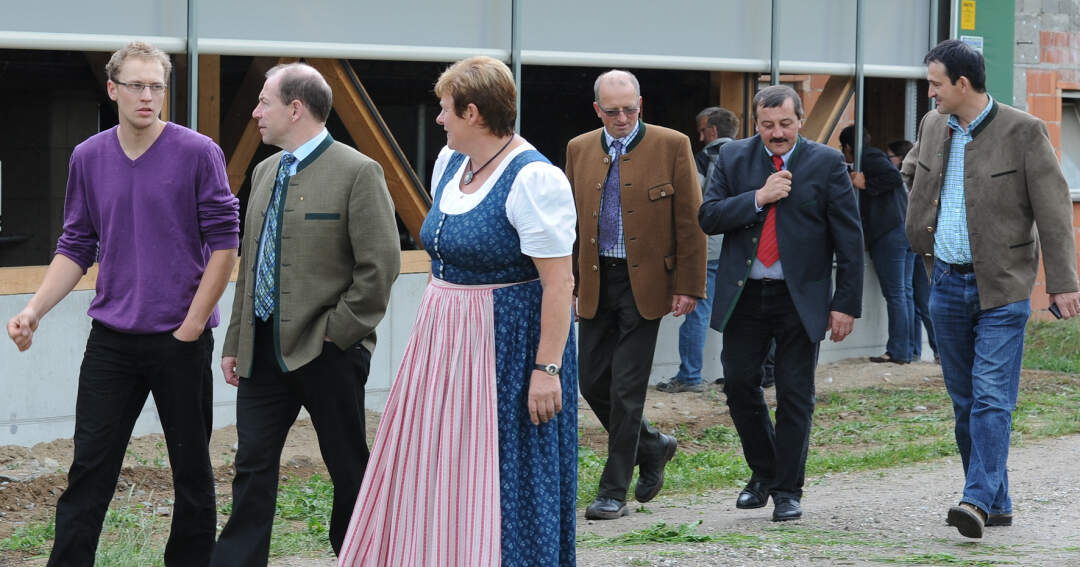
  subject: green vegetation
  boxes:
[1024,317,1080,372]
[0,517,54,554]
[876,553,1017,566]
[577,521,717,547]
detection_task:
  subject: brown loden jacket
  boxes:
[903,99,1078,309]
[566,122,707,320]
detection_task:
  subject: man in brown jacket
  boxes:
[212,63,400,565]
[566,69,707,520]
[904,40,1080,539]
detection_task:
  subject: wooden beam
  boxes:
[197,54,221,143]
[307,58,428,246]
[224,57,297,195]
[712,71,748,138]
[221,57,281,158]
[227,119,262,195]
[801,75,855,144]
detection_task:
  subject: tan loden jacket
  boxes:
[903,99,1078,309]
[224,137,401,376]
[566,122,707,320]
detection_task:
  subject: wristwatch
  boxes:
[534,363,561,376]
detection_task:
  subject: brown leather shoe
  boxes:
[946,502,986,538]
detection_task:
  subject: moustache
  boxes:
[769,137,788,144]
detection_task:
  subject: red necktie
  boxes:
[756,155,784,267]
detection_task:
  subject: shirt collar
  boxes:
[764,137,798,167]
[290,128,330,163]
[603,121,641,153]
[947,94,994,135]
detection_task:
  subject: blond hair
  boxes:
[105,41,172,82]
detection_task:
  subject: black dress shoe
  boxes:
[985,512,1013,527]
[584,497,629,520]
[634,434,678,503]
[735,481,769,509]
[772,497,802,521]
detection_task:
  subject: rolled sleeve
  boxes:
[196,140,240,251]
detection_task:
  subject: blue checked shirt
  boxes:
[599,122,640,259]
[935,95,994,264]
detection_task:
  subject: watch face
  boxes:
[546,364,559,375]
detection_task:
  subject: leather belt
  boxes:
[945,262,974,274]
[599,257,627,270]
[749,277,785,286]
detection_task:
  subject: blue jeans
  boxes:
[869,225,915,362]
[930,259,1029,516]
[912,259,938,358]
[673,259,719,384]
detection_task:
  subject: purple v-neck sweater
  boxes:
[55,123,240,334]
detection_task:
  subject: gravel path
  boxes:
[269,434,1080,567]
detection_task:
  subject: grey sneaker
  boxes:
[656,379,704,393]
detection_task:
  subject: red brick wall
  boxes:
[1025,32,1080,318]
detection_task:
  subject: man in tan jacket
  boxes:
[212,63,400,565]
[566,69,706,520]
[904,40,1080,540]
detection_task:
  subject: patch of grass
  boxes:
[1024,318,1080,372]
[577,521,716,547]
[94,495,168,567]
[0,517,55,554]
[876,553,1017,566]
[267,474,335,557]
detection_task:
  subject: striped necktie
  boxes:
[254,153,297,321]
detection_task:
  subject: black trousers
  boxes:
[579,259,664,501]
[49,322,216,567]
[210,319,371,567]
[721,279,818,500]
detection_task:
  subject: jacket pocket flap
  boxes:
[917,161,931,172]
[1008,239,1034,249]
[305,212,341,220]
[990,169,1018,178]
[799,199,819,209]
[648,184,675,201]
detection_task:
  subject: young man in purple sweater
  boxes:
[6,41,239,566]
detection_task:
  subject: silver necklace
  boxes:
[463,136,514,185]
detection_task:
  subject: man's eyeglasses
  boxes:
[597,104,640,118]
[114,81,168,95]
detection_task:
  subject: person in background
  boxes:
[656,106,738,393]
[888,139,938,362]
[840,126,913,365]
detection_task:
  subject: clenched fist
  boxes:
[756,170,792,207]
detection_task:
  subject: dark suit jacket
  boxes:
[566,122,707,320]
[857,146,907,245]
[699,134,864,342]
[224,136,401,375]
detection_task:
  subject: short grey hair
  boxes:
[752,85,804,120]
[696,106,740,138]
[593,69,641,101]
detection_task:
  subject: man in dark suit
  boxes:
[566,69,707,520]
[211,63,400,566]
[699,84,863,522]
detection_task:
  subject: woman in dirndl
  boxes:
[337,55,578,567]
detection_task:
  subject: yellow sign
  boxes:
[961,0,976,30]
